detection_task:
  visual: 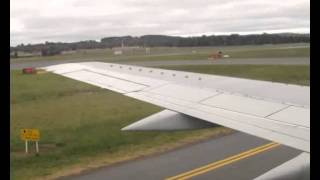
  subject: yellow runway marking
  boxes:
[166,142,280,180]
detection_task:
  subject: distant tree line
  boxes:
[10,33,310,57]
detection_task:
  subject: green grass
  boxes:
[10,64,309,179]
[10,71,230,180]
[10,43,309,63]
[159,65,309,86]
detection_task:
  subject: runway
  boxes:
[58,132,301,180]
[119,57,310,67]
[10,57,309,70]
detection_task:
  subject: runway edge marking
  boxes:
[166,142,280,180]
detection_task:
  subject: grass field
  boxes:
[10,70,231,180]
[10,43,309,63]
[10,64,309,180]
[159,65,309,86]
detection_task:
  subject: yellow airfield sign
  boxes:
[20,129,40,141]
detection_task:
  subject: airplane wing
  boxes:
[44,62,309,153]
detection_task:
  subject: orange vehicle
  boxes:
[208,51,222,60]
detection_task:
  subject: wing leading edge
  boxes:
[44,62,309,152]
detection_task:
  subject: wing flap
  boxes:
[268,106,310,127]
[126,90,309,152]
[201,93,289,117]
[148,84,220,102]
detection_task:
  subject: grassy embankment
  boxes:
[11,64,309,180]
[10,43,309,63]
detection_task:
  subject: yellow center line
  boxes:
[166,142,280,180]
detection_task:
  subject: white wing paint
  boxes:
[44,62,310,179]
[44,62,309,153]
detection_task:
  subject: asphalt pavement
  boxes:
[58,132,301,180]
[119,57,310,67]
[10,57,309,70]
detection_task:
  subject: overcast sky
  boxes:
[10,0,310,46]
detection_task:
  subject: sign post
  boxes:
[25,140,28,153]
[35,141,39,155]
[20,129,40,155]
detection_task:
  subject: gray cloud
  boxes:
[10,0,309,45]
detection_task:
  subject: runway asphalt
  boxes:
[10,57,309,70]
[58,132,301,180]
[119,57,310,67]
